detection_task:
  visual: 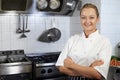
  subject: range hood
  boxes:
[0,0,32,13]
[0,0,81,16]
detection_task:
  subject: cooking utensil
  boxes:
[47,27,61,41]
[66,0,76,10]
[38,18,61,42]
[20,15,27,38]
[16,14,23,33]
[24,15,30,32]
[37,0,48,10]
[50,0,60,10]
[64,0,76,15]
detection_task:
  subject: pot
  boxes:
[66,0,76,10]
[50,0,60,10]
[37,0,48,9]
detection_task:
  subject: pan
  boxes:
[38,17,61,43]
[38,27,61,43]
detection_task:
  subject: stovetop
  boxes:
[27,52,60,64]
[0,50,32,75]
[0,50,30,63]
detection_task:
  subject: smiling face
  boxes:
[80,4,99,37]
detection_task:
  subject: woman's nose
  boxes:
[86,18,90,23]
[85,18,91,25]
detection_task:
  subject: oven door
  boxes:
[33,63,68,80]
[0,73,32,80]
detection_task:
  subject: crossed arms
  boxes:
[57,57,104,80]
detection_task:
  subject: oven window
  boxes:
[1,0,27,11]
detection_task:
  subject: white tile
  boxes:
[1,31,11,41]
[1,23,11,32]
[70,17,80,23]
[1,40,11,50]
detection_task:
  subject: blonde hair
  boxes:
[80,3,99,18]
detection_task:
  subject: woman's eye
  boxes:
[81,17,86,19]
[90,17,95,19]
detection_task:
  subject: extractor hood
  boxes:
[0,0,81,16]
[0,0,32,13]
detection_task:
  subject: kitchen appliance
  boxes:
[0,50,32,80]
[0,0,32,12]
[0,0,80,16]
[27,52,68,80]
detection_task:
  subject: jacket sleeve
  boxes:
[94,38,112,79]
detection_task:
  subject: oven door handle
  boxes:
[36,63,55,67]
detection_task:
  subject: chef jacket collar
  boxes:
[82,30,100,39]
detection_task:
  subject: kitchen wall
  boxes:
[0,14,70,53]
[101,0,120,56]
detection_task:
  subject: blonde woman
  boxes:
[56,3,112,80]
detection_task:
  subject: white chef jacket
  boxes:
[55,30,112,79]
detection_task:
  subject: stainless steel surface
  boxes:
[66,0,76,10]
[0,0,80,16]
[37,0,48,9]
[36,62,55,67]
[0,50,32,75]
[38,27,61,43]
[0,63,31,75]
[0,0,32,13]
[49,0,60,10]
[27,52,67,80]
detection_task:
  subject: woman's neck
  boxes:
[84,29,97,38]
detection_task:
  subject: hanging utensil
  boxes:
[38,17,61,42]
[37,0,48,10]
[24,15,30,32]
[16,14,23,33]
[64,0,76,15]
[20,14,27,38]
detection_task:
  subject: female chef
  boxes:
[55,3,112,80]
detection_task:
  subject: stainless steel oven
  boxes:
[0,50,32,80]
[27,52,68,80]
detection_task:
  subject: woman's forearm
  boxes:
[70,63,102,79]
[57,66,80,76]
[64,57,103,79]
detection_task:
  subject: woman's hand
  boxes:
[90,60,104,67]
[64,57,75,68]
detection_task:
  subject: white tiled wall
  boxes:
[0,14,70,54]
[101,0,120,56]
